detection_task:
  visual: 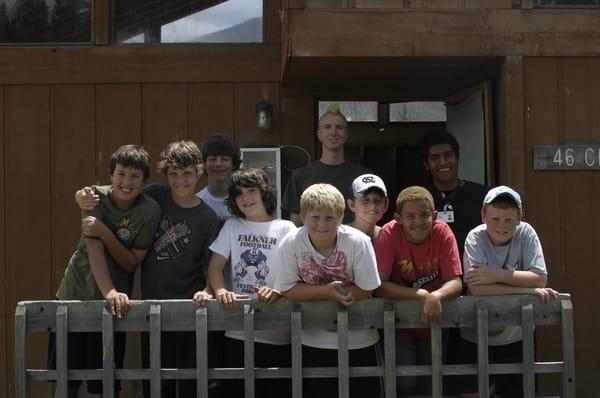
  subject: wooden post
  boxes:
[150,304,161,398]
[476,302,489,398]
[383,303,396,398]
[291,305,303,398]
[102,308,115,398]
[56,305,68,398]
[430,323,443,398]
[244,304,255,398]
[561,299,576,398]
[15,304,27,398]
[196,307,209,398]
[337,306,350,398]
[521,301,535,397]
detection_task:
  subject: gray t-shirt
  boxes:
[282,160,370,224]
[142,184,220,300]
[460,221,547,345]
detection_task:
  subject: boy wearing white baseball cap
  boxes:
[458,185,559,397]
[347,174,389,240]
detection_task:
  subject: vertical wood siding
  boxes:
[0,81,314,396]
[524,57,600,397]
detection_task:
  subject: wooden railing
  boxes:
[15,294,575,398]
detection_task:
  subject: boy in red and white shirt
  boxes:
[374,185,462,395]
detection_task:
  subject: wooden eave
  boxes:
[281,8,600,98]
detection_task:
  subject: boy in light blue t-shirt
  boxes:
[458,185,559,398]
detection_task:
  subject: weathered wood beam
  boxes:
[0,45,280,84]
[286,9,600,57]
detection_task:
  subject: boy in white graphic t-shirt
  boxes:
[193,168,296,398]
[274,183,381,398]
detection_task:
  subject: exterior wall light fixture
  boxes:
[256,101,273,130]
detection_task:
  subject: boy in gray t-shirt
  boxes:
[458,185,559,397]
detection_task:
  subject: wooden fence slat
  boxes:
[196,307,208,398]
[291,305,303,398]
[476,302,489,398]
[521,302,535,397]
[15,305,27,398]
[102,308,114,398]
[150,304,161,398]
[430,323,443,398]
[337,306,349,398]
[560,299,576,398]
[383,304,396,398]
[244,304,255,398]
[56,305,68,398]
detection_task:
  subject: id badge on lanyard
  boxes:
[438,202,454,223]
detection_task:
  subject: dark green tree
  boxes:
[0,2,14,42]
[49,0,91,42]
[12,0,50,42]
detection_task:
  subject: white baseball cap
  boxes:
[352,174,387,198]
[483,185,522,209]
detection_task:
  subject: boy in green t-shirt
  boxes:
[50,144,161,397]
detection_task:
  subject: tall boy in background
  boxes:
[196,134,241,221]
[53,145,161,397]
[458,186,559,398]
[374,186,462,395]
[282,105,370,225]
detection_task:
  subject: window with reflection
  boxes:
[117,0,262,44]
[0,0,91,43]
[318,101,378,122]
[390,102,446,122]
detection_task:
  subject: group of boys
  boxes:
[52,105,559,398]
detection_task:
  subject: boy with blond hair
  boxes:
[282,105,370,225]
[373,185,462,394]
[458,186,559,398]
[275,183,381,397]
[347,173,389,240]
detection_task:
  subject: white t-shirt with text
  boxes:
[210,217,296,344]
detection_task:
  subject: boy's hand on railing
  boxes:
[76,186,100,210]
[215,288,250,310]
[192,290,213,305]
[328,281,354,306]
[533,287,560,304]
[105,289,129,318]
[419,290,442,324]
[253,286,281,303]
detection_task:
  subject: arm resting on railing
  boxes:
[467,283,559,304]
[86,237,129,317]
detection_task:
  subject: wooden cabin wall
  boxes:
[520,57,600,397]
[0,86,316,397]
[0,3,310,396]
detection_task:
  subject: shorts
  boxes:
[47,331,126,395]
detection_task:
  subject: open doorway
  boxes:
[318,82,494,224]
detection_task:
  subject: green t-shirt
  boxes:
[57,185,161,300]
